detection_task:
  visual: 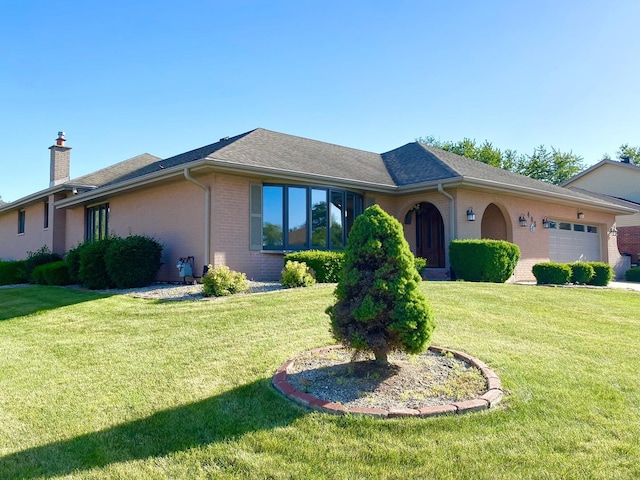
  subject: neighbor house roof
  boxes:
[561,158,640,186]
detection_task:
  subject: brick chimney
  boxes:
[49,131,71,187]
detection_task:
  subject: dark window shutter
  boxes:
[250,184,263,250]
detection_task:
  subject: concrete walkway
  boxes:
[608,280,640,292]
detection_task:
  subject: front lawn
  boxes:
[1,283,639,479]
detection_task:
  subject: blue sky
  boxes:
[1,0,638,202]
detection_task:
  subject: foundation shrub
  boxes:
[532,262,572,285]
[449,239,520,283]
[202,265,248,297]
[78,238,117,290]
[24,246,62,282]
[326,204,435,366]
[32,261,72,286]
[280,260,316,288]
[587,262,615,286]
[104,235,163,288]
[283,251,344,283]
[0,260,28,285]
[570,262,595,285]
[624,266,640,282]
[65,243,87,283]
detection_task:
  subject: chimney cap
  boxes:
[55,131,66,147]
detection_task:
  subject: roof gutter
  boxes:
[183,168,211,269]
[438,183,455,241]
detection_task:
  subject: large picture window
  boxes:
[86,203,109,241]
[261,185,363,251]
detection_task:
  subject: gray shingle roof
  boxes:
[59,129,632,213]
[70,153,162,187]
[209,128,394,186]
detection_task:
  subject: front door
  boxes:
[416,203,445,268]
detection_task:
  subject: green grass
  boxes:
[1,283,640,479]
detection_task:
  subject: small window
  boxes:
[559,222,571,231]
[44,202,49,229]
[587,226,598,233]
[574,224,585,232]
[17,210,25,234]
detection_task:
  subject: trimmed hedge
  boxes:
[449,239,520,283]
[24,246,62,282]
[283,251,344,283]
[533,261,614,286]
[532,262,572,285]
[586,262,614,286]
[570,262,594,285]
[0,260,28,285]
[625,267,640,282]
[31,261,72,286]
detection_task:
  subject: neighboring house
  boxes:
[0,129,636,282]
[562,158,640,265]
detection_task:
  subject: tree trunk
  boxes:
[372,348,389,366]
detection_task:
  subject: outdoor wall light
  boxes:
[519,215,527,227]
[542,217,551,228]
[577,211,584,219]
[466,208,476,221]
[609,225,618,236]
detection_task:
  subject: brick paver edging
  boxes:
[272,345,503,418]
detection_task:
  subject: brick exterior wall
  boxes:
[617,226,640,264]
[49,145,71,187]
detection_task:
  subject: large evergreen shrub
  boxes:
[326,205,435,366]
[78,238,117,290]
[65,243,87,283]
[104,235,163,288]
[449,239,520,283]
[283,251,344,283]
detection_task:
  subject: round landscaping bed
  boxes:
[272,345,503,418]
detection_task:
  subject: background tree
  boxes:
[418,136,584,185]
[326,205,435,366]
[602,144,640,165]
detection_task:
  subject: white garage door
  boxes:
[548,221,601,263]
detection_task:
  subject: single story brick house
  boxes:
[562,158,640,266]
[0,129,636,282]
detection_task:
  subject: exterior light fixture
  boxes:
[466,208,476,221]
[609,225,618,236]
[519,215,527,227]
[577,211,584,219]
[542,217,551,228]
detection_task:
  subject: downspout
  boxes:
[184,168,211,270]
[437,183,455,241]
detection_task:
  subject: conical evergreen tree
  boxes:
[326,205,435,365]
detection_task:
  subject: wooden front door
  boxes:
[416,203,445,268]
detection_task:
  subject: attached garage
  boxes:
[548,221,601,263]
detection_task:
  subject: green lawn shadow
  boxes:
[0,380,305,479]
[0,285,111,321]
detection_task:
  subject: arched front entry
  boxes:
[415,202,445,268]
[481,203,508,240]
